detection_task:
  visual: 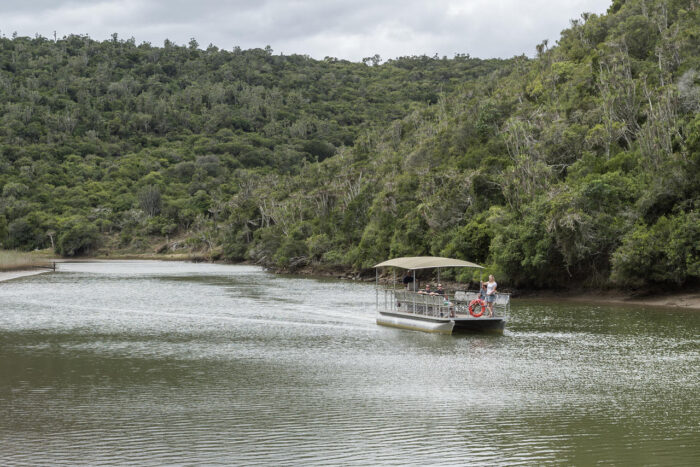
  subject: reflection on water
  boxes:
[1,261,698,465]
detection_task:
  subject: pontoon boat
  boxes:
[374,256,509,334]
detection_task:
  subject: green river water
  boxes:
[1,261,698,465]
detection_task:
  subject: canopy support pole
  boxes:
[392,269,396,311]
[413,269,416,313]
[375,268,378,312]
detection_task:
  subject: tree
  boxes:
[138,185,162,217]
[56,217,99,256]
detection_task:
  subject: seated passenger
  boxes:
[418,284,432,295]
[435,284,446,296]
[478,282,487,301]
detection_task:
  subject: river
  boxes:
[1,261,698,465]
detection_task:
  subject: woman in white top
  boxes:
[485,275,497,317]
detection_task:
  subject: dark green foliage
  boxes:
[1,0,699,290]
[0,32,503,258]
[611,212,700,286]
[302,140,336,161]
[0,215,7,246]
[56,217,99,256]
[389,211,430,258]
[488,205,562,287]
[6,218,35,250]
[441,216,492,264]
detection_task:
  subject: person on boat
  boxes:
[418,284,432,295]
[478,282,487,301]
[434,284,453,316]
[485,275,497,317]
[402,273,414,290]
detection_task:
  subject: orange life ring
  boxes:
[468,299,486,317]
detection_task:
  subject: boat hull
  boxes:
[377,311,507,335]
[377,311,454,334]
[452,317,506,334]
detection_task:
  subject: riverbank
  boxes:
[2,255,698,310]
[519,290,700,310]
[296,264,700,310]
[0,249,55,270]
[0,249,56,283]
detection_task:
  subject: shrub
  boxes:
[611,212,700,287]
[56,218,99,256]
[306,233,332,261]
[138,185,162,217]
[6,218,34,250]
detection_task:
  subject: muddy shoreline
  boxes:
[517,289,700,310]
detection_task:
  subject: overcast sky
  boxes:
[1,0,612,61]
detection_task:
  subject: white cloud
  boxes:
[1,0,612,61]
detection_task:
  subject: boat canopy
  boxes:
[374,256,483,270]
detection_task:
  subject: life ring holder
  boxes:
[468,299,486,317]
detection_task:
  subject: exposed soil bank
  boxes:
[519,290,700,310]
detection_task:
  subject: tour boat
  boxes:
[374,256,509,334]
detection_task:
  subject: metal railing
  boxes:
[453,291,510,319]
[381,289,510,320]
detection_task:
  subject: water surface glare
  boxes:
[1,261,698,465]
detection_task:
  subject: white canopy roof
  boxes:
[374,256,483,270]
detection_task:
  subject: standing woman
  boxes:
[485,275,497,317]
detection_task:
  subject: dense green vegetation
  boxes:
[1,0,698,289]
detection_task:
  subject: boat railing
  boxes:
[384,290,452,318]
[453,291,510,319]
[382,289,510,319]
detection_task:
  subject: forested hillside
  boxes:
[1,0,699,289]
[0,32,507,258]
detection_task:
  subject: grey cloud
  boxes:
[3,0,611,60]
